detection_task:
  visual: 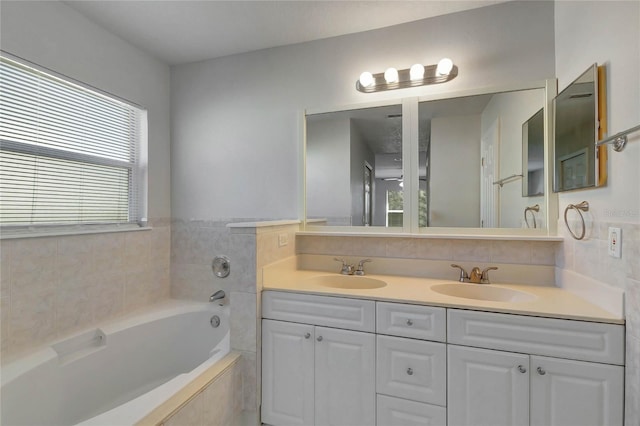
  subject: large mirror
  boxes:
[553,64,606,192]
[305,83,552,231]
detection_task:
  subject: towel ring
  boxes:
[564,201,589,240]
[524,204,540,229]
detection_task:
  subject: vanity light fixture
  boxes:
[357,58,458,93]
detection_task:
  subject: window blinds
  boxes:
[0,56,145,226]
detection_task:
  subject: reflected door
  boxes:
[481,118,500,228]
[363,163,372,226]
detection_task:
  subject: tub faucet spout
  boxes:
[209,290,226,303]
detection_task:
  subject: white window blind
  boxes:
[0,55,146,227]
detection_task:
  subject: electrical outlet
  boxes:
[278,233,288,247]
[608,227,622,258]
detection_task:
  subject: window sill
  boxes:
[0,224,152,240]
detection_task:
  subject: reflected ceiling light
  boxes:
[356,58,458,93]
[384,67,399,83]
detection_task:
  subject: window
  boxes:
[386,190,403,227]
[0,55,147,229]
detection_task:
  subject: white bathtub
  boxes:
[1,300,230,426]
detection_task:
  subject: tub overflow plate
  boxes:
[212,256,230,278]
[210,315,221,328]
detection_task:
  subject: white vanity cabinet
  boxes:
[261,292,625,426]
[447,309,625,426]
[261,292,376,426]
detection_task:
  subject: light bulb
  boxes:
[384,67,399,83]
[359,71,374,88]
[436,58,454,76]
[409,64,425,80]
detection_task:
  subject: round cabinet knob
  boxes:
[517,365,527,374]
[406,368,414,376]
[406,319,413,326]
[537,367,546,375]
[304,333,311,339]
[317,336,323,342]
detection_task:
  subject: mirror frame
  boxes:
[301,79,558,237]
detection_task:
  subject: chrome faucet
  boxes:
[451,264,498,284]
[354,259,372,276]
[209,290,226,303]
[334,258,355,275]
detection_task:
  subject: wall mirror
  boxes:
[304,80,557,234]
[553,63,607,192]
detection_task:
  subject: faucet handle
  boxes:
[334,258,354,275]
[481,267,498,284]
[451,264,469,282]
[355,259,372,276]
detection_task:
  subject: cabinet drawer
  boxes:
[377,394,446,426]
[377,335,446,406]
[262,291,375,332]
[377,302,446,342]
[448,309,624,365]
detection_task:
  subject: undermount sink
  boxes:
[431,283,537,302]
[304,275,387,290]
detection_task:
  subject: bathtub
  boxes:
[1,300,230,426]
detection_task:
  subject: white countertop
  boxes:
[262,259,624,325]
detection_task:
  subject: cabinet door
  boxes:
[315,326,376,426]
[261,319,314,426]
[448,345,529,426]
[530,355,624,426]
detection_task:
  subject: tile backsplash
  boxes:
[557,217,640,426]
[0,221,171,361]
[296,235,559,266]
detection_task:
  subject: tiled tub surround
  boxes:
[0,221,171,362]
[170,219,298,422]
[151,353,243,426]
[557,218,640,425]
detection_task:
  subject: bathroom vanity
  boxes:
[259,265,625,426]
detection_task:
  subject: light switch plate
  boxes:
[608,227,622,258]
[278,233,288,247]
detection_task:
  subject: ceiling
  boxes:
[63,0,507,65]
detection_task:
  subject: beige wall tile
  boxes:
[451,240,492,262]
[1,240,13,298]
[241,350,258,412]
[230,292,257,352]
[164,391,204,426]
[202,362,243,426]
[9,290,56,352]
[490,241,532,264]
[414,239,453,260]
[2,227,170,360]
